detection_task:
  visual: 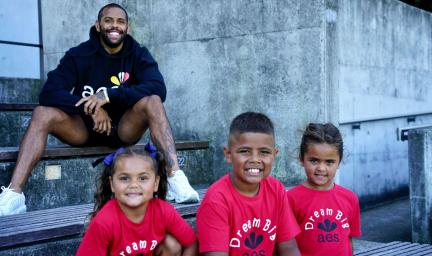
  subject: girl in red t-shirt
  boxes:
[287,123,361,256]
[76,145,197,256]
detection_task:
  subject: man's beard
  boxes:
[100,29,126,48]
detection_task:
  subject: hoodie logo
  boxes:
[110,72,129,86]
[245,232,263,249]
[317,219,337,232]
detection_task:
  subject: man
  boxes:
[0,3,199,216]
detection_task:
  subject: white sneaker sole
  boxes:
[2,205,27,216]
[174,191,200,203]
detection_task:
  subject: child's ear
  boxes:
[223,146,232,164]
[274,148,279,157]
[153,175,160,193]
[299,157,305,166]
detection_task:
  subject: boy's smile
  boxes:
[224,132,278,196]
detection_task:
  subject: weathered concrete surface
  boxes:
[337,0,432,206]
[338,0,432,121]
[0,77,42,103]
[0,148,211,211]
[0,111,72,147]
[408,128,432,244]
[40,0,432,202]
[339,115,432,208]
[41,0,335,185]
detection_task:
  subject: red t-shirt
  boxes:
[76,198,196,256]
[286,184,361,256]
[197,174,300,255]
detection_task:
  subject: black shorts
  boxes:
[80,113,138,148]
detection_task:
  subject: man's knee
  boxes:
[133,95,164,114]
[31,106,69,126]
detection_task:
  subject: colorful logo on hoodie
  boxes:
[110,72,129,86]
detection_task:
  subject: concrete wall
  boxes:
[41,0,338,185]
[337,0,432,207]
[408,127,432,244]
[40,0,432,204]
[149,0,338,183]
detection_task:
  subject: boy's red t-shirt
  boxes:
[76,198,196,256]
[197,174,300,255]
[287,184,361,256]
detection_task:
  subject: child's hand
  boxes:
[275,239,301,256]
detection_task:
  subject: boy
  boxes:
[196,112,300,255]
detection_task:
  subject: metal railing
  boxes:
[397,124,432,141]
[339,111,432,141]
[340,111,432,126]
[0,40,42,48]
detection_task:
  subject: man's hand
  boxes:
[92,108,112,135]
[75,90,109,115]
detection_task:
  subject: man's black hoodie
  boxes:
[39,26,166,117]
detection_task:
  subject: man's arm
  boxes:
[39,53,84,114]
[275,239,301,256]
[75,90,109,116]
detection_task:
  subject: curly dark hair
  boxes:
[299,123,343,161]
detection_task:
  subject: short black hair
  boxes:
[229,112,275,140]
[299,123,343,161]
[97,3,129,22]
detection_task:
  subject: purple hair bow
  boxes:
[144,142,158,159]
[103,147,125,166]
[92,143,157,168]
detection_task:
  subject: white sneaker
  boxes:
[166,188,175,202]
[0,185,26,216]
[167,170,199,203]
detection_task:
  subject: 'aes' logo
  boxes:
[317,219,339,243]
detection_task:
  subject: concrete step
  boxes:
[0,142,212,211]
[0,77,42,104]
[0,189,206,255]
[0,104,65,147]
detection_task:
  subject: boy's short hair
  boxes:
[229,112,274,142]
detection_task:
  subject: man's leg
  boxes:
[117,95,199,203]
[0,106,89,216]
